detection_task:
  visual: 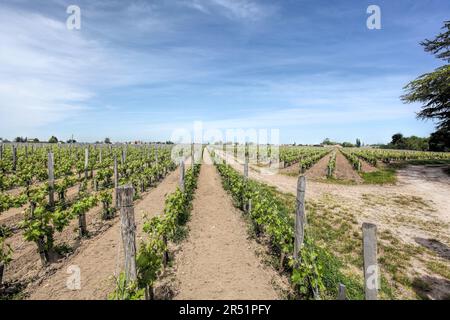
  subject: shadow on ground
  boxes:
[412,275,450,300]
[414,237,450,260]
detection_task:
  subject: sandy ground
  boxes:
[305,152,332,180]
[360,159,377,173]
[25,168,181,300]
[173,151,281,300]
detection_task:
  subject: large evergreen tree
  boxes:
[402,21,450,150]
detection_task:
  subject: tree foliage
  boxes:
[402,21,450,134]
[48,136,58,144]
[428,128,450,152]
[14,137,26,143]
[387,133,429,151]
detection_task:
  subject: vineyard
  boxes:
[0,142,449,300]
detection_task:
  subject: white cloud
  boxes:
[0,7,108,133]
[180,0,211,14]
[181,0,275,20]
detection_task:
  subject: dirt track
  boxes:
[334,150,363,182]
[305,152,332,180]
[25,168,180,300]
[173,151,281,300]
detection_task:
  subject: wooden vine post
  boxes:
[0,143,3,160]
[243,155,249,211]
[12,145,17,171]
[77,148,89,237]
[244,155,249,179]
[363,222,379,300]
[114,155,119,208]
[84,148,89,181]
[293,175,306,263]
[118,185,137,283]
[48,152,55,207]
[338,283,347,300]
[0,260,4,285]
[179,160,185,192]
[191,143,195,169]
[121,148,126,165]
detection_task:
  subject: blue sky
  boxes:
[0,0,449,144]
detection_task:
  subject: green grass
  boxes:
[426,260,450,279]
[361,168,397,184]
[324,177,358,185]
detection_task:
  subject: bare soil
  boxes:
[335,150,363,182]
[305,152,332,180]
[279,162,300,175]
[360,159,377,173]
[23,168,180,300]
[172,151,283,300]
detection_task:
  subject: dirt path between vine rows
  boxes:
[335,150,363,182]
[173,151,281,300]
[305,152,332,180]
[26,168,181,300]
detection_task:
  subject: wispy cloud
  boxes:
[0,7,100,132]
[180,0,275,21]
[0,3,221,134]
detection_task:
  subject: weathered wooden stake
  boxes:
[118,185,137,283]
[362,222,378,300]
[244,156,249,180]
[179,160,185,192]
[113,155,119,208]
[12,145,17,171]
[84,148,89,180]
[121,148,126,165]
[0,143,3,160]
[145,285,154,300]
[191,143,195,169]
[293,175,306,263]
[338,283,347,300]
[48,152,55,207]
[0,261,4,285]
